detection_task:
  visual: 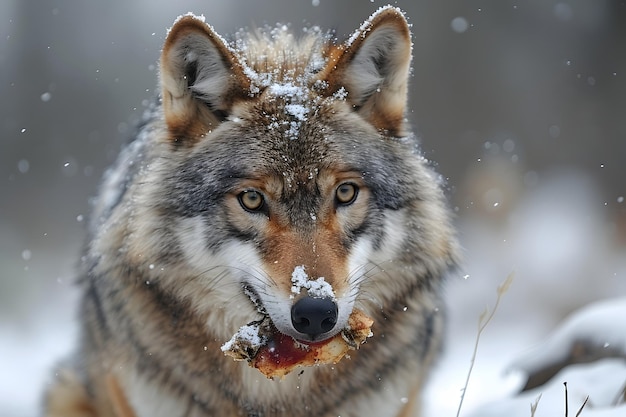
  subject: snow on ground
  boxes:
[471,359,626,417]
[511,298,626,378]
[1,171,625,416]
[454,299,626,417]
[425,170,626,417]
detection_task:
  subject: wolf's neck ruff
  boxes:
[45,6,459,417]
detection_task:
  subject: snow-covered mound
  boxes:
[469,359,626,417]
[468,298,626,417]
[512,297,626,391]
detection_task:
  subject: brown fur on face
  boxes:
[222,169,370,300]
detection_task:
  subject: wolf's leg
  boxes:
[44,368,97,417]
[104,374,137,417]
[395,379,423,417]
[45,369,135,417]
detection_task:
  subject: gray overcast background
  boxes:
[1,0,625,415]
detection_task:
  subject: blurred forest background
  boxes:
[1,0,625,416]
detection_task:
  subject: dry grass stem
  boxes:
[575,396,589,417]
[564,382,569,417]
[455,271,515,417]
[530,393,542,417]
[564,382,589,417]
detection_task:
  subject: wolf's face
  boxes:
[161,90,415,343]
[114,10,453,346]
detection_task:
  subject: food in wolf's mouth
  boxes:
[222,309,374,378]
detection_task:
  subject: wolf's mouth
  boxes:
[223,284,373,378]
[221,309,374,379]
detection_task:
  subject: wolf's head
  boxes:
[108,7,457,346]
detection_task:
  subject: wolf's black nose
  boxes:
[291,297,338,338]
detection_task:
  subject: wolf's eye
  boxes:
[336,183,358,206]
[238,190,265,212]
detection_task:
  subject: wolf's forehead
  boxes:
[233,101,338,187]
[254,120,333,183]
[252,84,323,140]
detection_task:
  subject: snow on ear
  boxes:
[320,7,412,136]
[160,14,250,142]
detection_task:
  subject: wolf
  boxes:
[44,6,459,417]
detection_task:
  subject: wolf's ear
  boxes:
[160,15,250,142]
[320,7,412,136]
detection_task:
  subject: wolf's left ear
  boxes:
[160,15,250,142]
[319,7,412,136]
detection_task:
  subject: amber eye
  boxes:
[335,183,358,206]
[238,190,265,212]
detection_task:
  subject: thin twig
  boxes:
[530,393,542,417]
[564,382,569,417]
[455,272,515,417]
[575,396,589,417]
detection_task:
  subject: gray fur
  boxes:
[44,7,459,417]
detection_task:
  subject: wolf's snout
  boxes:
[291,297,338,339]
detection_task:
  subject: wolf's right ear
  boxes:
[160,15,250,142]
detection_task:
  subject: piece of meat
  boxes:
[222,309,374,379]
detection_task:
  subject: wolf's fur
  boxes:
[44,6,459,417]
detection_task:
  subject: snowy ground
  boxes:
[424,169,626,417]
[427,297,626,417]
[1,170,625,417]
